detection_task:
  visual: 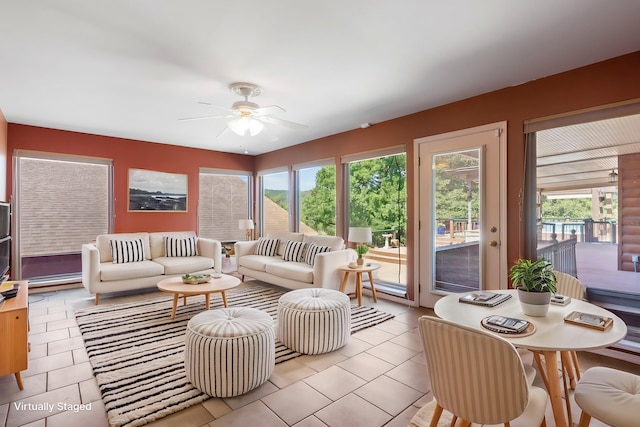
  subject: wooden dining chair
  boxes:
[413,316,547,427]
[532,271,586,392]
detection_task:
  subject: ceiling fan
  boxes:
[179,82,307,137]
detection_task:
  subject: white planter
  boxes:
[517,288,552,317]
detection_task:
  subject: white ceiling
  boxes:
[1,1,639,155]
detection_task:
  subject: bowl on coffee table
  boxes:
[181,273,212,285]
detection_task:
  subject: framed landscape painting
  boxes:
[128,169,187,211]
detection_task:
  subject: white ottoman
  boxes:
[575,366,640,427]
[185,307,274,397]
[277,288,350,354]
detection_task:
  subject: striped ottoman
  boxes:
[185,307,275,397]
[277,288,350,354]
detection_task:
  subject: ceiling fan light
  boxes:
[228,117,249,136]
[248,119,264,136]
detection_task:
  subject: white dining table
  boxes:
[434,290,627,427]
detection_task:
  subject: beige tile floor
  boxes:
[1,281,640,427]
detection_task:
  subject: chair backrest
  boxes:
[418,316,529,425]
[554,271,585,300]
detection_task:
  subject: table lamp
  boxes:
[348,227,372,265]
[239,219,254,240]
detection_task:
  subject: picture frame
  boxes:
[128,169,187,212]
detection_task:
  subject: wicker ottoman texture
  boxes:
[277,288,351,355]
[185,307,274,397]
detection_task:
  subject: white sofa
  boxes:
[235,232,355,291]
[82,231,221,304]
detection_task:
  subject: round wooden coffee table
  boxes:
[157,274,241,318]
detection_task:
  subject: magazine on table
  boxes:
[458,291,511,307]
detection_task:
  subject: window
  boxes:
[13,151,112,285]
[260,169,289,235]
[343,148,407,293]
[198,169,252,241]
[295,161,336,235]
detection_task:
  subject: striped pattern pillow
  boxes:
[304,243,331,266]
[164,236,198,257]
[255,237,279,256]
[282,241,307,262]
[110,239,144,263]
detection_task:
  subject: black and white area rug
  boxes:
[75,285,395,427]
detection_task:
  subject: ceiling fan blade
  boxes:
[178,114,232,121]
[198,101,232,112]
[259,115,308,129]
[253,105,286,116]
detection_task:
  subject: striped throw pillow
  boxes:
[304,243,331,266]
[110,239,145,263]
[165,236,198,257]
[255,237,279,256]
[282,241,307,262]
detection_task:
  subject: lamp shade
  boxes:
[348,227,372,243]
[238,219,254,230]
[228,117,264,136]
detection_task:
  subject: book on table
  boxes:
[458,291,511,307]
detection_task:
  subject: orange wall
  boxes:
[256,51,640,297]
[6,125,254,233]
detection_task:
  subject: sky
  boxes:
[129,169,188,194]
[263,167,320,191]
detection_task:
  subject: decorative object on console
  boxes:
[238,219,254,240]
[509,258,557,317]
[349,227,372,266]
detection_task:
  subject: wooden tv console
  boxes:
[0,281,28,390]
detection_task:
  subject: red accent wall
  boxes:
[256,51,640,299]
[6,125,254,233]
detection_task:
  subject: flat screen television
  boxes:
[0,202,9,238]
[0,235,10,280]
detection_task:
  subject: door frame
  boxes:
[412,121,508,307]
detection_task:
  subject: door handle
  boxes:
[490,240,498,247]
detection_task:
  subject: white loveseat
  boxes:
[82,231,221,304]
[235,232,355,291]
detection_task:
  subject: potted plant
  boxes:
[509,258,557,317]
[356,244,369,266]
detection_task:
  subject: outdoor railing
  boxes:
[537,236,578,276]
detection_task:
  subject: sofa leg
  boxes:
[95,294,100,305]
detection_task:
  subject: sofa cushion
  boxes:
[267,232,304,255]
[303,234,344,252]
[304,243,331,266]
[100,260,164,282]
[149,231,197,259]
[282,241,307,262]
[255,237,280,256]
[266,261,313,284]
[165,236,198,257]
[238,254,286,272]
[153,256,213,275]
[96,233,150,263]
[110,238,145,264]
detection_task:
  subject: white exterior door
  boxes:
[415,122,506,308]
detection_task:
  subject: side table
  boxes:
[0,280,29,390]
[338,263,380,306]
